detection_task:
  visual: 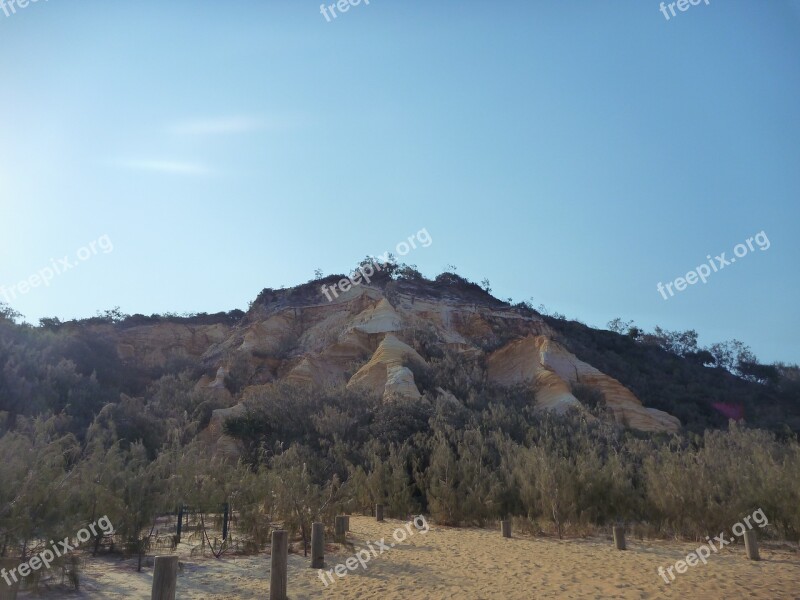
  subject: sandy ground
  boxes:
[18,516,800,599]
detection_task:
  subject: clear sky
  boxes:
[0,0,798,364]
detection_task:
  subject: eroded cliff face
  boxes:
[103,322,230,368]
[105,281,681,434]
[486,336,680,432]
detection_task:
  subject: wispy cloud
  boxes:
[167,115,300,135]
[109,159,212,176]
[168,116,262,135]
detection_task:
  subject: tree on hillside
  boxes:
[0,303,22,324]
[115,441,164,571]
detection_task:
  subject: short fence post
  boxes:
[176,505,183,543]
[270,530,288,600]
[376,504,384,522]
[222,502,229,541]
[344,515,350,532]
[0,558,20,600]
[311,522,325,569]
[501,520,512,538]
[335,516,347,543]
[151,555,178,600]
[743,530,760,561]
[613,526,626,550]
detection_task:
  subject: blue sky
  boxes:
[0,0,798,364]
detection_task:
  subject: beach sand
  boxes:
[20,516,800,599]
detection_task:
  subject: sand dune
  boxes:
[22,517,800,599]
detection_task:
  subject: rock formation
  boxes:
[104,278,681,434]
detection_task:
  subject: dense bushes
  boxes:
[220,380,800,541]
[0,371,797,594]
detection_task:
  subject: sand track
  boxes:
[22,517,800,599]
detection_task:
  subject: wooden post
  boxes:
[613,526,626,550]
[335,516,347,543]
[376,504,384,522]
[501,520,511,538]
[270,530,288,600]
[151,555,178,600]
[222,502,229,541]
[311,522,324,569]
[0,558,20,600]
[176,505,183,543]
[743,530,760,561]
[344,515,350,531]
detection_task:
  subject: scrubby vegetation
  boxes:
[3,372,798,592]
[221,376,800,539]
[0,280,798,593]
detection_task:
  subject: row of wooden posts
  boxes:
[609,525,760,560]
[150,504,381,600]
[146,509,761,600]
[0,508,764,600]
